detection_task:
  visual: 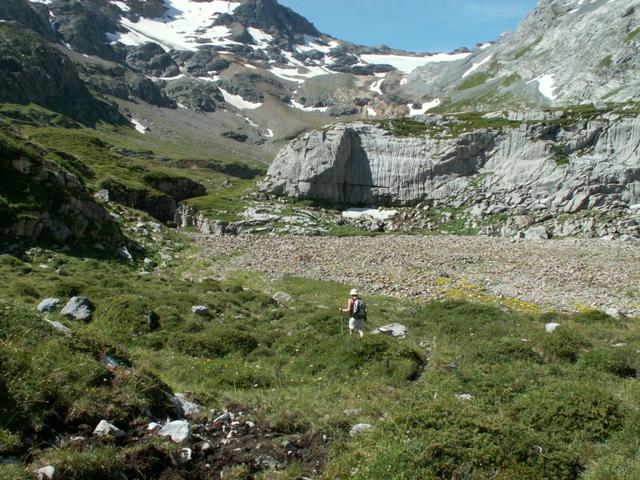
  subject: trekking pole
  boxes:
[338,308,344,336]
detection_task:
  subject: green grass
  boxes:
[377,114,521,140]
[500,72,522,87]
[551,143,570,166]
[1,237,640,478]
[183,178,256,221]
[626,27,640,42]
[456,71,492,91]
[510,37,543,60]
[598,55,613,70]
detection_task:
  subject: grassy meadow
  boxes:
[0,232,639,479]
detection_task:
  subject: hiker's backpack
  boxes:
[352,299,366,319]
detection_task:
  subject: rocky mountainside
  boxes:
[261,108,640,238]
[394,0,640,111]
[0,0,471,156]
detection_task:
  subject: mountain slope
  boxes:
[0,0,471,151]
[397,0,640,110]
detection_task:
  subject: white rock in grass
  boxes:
[191,305,209,316]
[374,323,408,338]
[61,297,93,321]
[44,318,72,335]
[159,420,191,443]
[272,292,294,304]
[349,423,373,436]
[37,466,56,480]
[37,298,60,313]
[605,307,623,320]
[455,393,474,401]
[93,420,124,438]
[174,393,201,417]
[180,448,192,464]
[545,323,561,333]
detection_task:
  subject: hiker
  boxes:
[341,288,366,337]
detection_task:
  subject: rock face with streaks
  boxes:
[261,110,640,236]
[401,0,640,108]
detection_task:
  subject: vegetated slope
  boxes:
[0,122,123,245]
[0,238,639,479]
[399,0,640,110]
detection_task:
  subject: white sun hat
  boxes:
[350,288,359,296]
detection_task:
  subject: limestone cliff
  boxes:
[261,109,640,237]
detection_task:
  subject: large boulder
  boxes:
[0,0,57,41]
[261,113,640,230]
[61,296,93,321]
[164,78,224,112]
[159,420,191,443]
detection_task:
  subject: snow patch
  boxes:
[219,88,262,110]
[269,65,333,83]
[370,77,385,95]
[239,115,259,128]
[247,27,274,49]
[360,52,471,74]
[342,208,398,222]
[114,0,241,52]
[462,54,493,78]
[131,118,147,134]
[296,36,339,54]
[528,74,557,100]
[196,75,221,82]
[111,1,130,12]
[366,107,377,118]
[289,99,328,113]
[407,99,441,117]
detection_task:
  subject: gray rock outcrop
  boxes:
[374,323,408,338]
[61,297,93,322]
[349,423,373,436]
[159,420,191,443]
[191,305,209,316]
[93,420,124,438]
[37,298,61,313]
[261,111,640,237]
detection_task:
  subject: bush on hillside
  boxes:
[573,309,616,324]
[510,381,624,443]
[96,295,159,341]
[539,326,591,362]
[470,337,543,364]
[579,347,638,378]
[168,329,259,358]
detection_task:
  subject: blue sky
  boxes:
[279,0,538,52]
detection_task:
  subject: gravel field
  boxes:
[194,234,640,315]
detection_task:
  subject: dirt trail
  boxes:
[194,234,640,315]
